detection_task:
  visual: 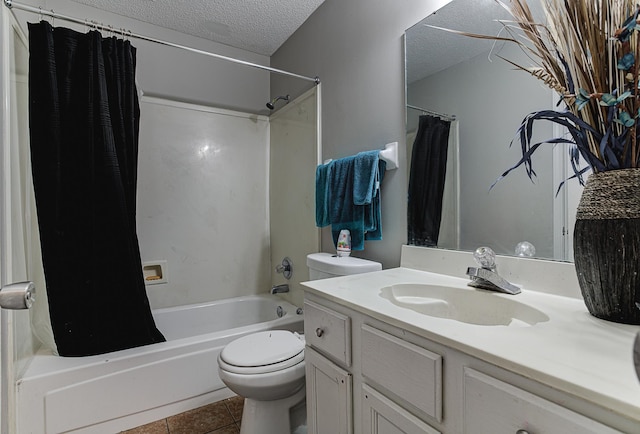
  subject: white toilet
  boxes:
[306,252,382,280]
[217,252,381,434]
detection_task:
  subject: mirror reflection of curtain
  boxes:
[28,21,165,356]
[408,115,451,246]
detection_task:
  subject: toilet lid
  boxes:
[220,330,304,368]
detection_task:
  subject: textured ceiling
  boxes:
[69,0,325,56]
[406,0,544,84]
[406,0,510,84]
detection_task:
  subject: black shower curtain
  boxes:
[408,114,451,247]
[28,21,165,356]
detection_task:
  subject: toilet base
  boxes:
[239,386,306,434]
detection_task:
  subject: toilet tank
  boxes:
[306,253,382,280]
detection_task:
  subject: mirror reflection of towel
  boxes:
[315,150,385,250]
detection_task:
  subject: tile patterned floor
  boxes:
[121,396,244,434]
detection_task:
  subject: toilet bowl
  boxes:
[217,330,306,434]
[217,254,382,433]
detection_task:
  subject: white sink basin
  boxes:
[380,283,549,327]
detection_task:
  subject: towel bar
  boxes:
[379,142,398,170]
[322,141,399,170]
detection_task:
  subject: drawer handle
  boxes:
[516,430,530,434]
[315,327,324,337]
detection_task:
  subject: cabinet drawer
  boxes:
[304,300,352,366]
[463,368,621,434]
[361,325,442,422]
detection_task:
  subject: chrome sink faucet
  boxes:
[466,247,521,295]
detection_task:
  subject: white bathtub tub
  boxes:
[17,295,303,433]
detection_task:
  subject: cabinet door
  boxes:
[464,368,621,434]
[362,385,441,434]
[306,346,353,434]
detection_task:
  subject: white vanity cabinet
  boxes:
[304,299,353,434]
[304,295,444,434]
[303,293,629,434]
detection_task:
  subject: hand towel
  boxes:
[315,161,333,227]
[316,151,386,250]
[353,150,382,205]
[325,155,367,249]
[361,156,386,241]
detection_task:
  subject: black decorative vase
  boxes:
[573,169,640,325]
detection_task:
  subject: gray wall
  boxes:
[271,0,451,268]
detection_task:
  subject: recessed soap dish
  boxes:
[143,261,167,285]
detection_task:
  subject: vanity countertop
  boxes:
[301,266,640,423]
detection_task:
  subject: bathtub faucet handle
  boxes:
[275,257,293,280]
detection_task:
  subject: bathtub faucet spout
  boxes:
[271,284,289,294]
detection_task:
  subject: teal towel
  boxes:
[353,150,382,205]
[354,151,386,241]
[327,156,363,248]
[315,161,333,227]
[314,150,385,250]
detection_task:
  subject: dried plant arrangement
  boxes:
[437,0,640,187]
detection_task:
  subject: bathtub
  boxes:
[17,295,303,433]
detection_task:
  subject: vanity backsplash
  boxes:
[400,245,582,299]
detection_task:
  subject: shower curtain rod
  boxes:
[407,104,456,121]
[3,0,320,84]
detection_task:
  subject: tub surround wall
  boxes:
[137,98,271,309]
[269,88,321,308]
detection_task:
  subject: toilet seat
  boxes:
[219,351,304,374]
[219,330,305,374]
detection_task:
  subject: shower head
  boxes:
[266,94,290,110]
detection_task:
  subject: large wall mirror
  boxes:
[405,0,583,262]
